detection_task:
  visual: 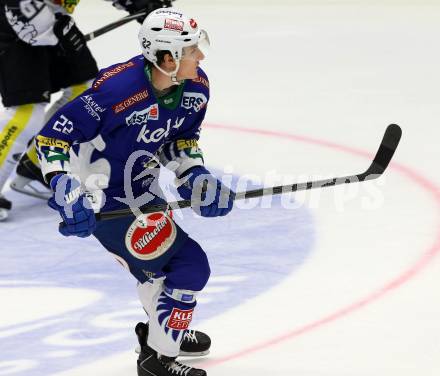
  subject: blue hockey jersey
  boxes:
[36,55,210,212]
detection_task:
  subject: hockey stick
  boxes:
[84,10,148,42]
[95,124,402,221]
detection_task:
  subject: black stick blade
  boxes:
[362,123,402,178]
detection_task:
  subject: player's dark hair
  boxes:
[145,50,173,67]
[156,50,172,65]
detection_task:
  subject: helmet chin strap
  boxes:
[153,60,182,85]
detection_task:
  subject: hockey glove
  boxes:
[48,174,96,237]
[112,0,173,23]
[53,14,86,53]
[177,166,234,217]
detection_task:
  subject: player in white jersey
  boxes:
[0,0,172,220]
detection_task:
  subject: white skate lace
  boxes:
[183,330,198,343]
[163,360,192,376]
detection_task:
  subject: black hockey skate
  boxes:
[10,153,51,200]
[135,322,211,357]
[137,341,207,376]
[0,196,12,221]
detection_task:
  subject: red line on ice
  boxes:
[200,123,440,368]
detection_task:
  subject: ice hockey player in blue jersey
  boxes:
[36,8,234,376]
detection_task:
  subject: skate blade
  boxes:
[178,350,210,357]
[134,346,209,357]
[10,176,51,200]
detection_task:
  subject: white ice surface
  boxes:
[1,1,440,376]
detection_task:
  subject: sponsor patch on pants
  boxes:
[125,212,177,261]
[166,307,194,330]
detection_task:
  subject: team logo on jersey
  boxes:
[126,104,159,127]
[181,92,207,112]
[166,307,194,330]
[113,89,149,114]
[80,95,106,121]
[164,18,184,32]
[125,212,177,261]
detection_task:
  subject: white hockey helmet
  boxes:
[138,8,209,81]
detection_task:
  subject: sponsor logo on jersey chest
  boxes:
[125,103,159,126]
[113,89,149,114]
[181,92,207,112]
[136,117,185,144]
[125,103,185,145]
[125,212,177,261]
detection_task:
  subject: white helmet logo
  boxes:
[164,18,184,32]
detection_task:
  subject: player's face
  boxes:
[177,45,205,80]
